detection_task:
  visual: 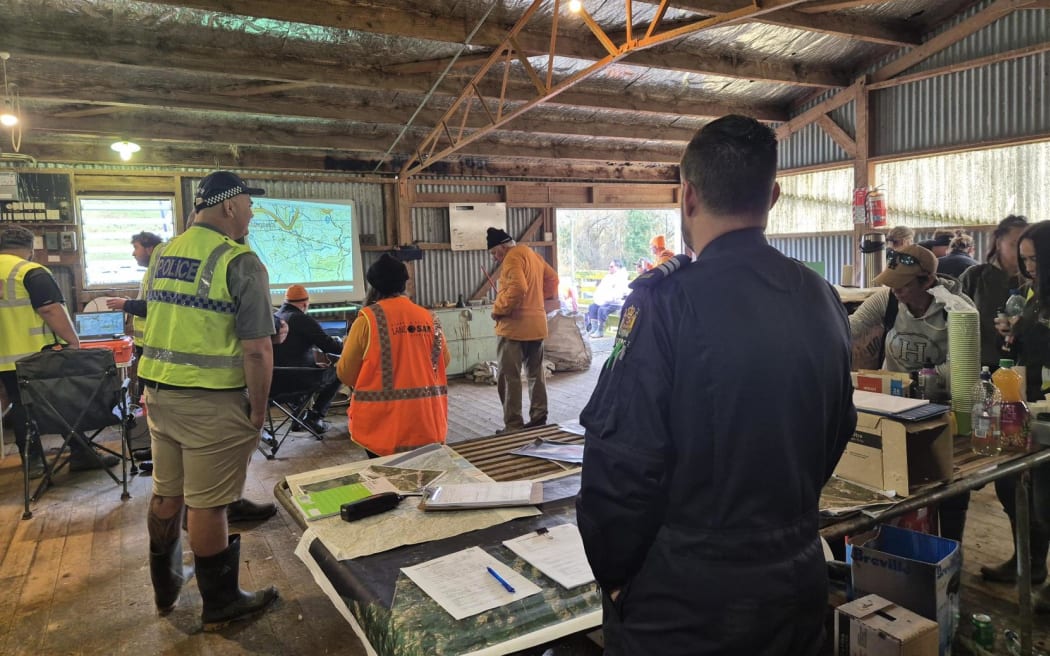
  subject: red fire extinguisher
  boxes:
[852,188,868,225]
[867,187,887,228]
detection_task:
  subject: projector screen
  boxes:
[246,198,365,306]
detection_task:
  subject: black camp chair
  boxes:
[259,366,329,460]
[16,347,132,519]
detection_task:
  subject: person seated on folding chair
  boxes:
[274,284,343,434]
[0,225,119,479]
[337,254,451,458]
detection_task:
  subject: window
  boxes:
[79,197,175,287]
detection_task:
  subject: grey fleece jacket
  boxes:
[849,275,976,385]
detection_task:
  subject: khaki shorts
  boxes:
[145,387,259,509]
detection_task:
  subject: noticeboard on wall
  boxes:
[449,202,507,251]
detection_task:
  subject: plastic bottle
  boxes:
[918,359,939,400]
[993,358,1030,451]
[971,366,1002,456]
[1001,289,1027,351]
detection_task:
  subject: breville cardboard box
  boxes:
[852,370,913,397]
[832,411,952,496]
[834,594,938,656]
[848,525,961,656]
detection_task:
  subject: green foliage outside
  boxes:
[556,208,680,306]
[556,208,680,277]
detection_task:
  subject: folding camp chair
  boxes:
[258,366,329,460]
[16,347,133,519]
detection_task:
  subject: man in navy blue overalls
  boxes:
[576,115,857,656]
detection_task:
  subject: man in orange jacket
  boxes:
[336,254,450,457]
[486,227,559,432]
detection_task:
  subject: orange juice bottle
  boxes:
[993,358,1030,451]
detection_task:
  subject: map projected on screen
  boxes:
[246,198,361,302]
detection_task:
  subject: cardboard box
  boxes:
[848,525,961,656]
[832,411,952,496]
[835,594,938,656]
[852,370,913,397]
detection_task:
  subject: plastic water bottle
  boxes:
[993,358,1030,451]
[971,366,1002,456]
[1001,289,1027,351]
[918,359,939,400]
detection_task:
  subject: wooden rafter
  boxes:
[657,0,922,45]
[402,0,815,176]
[26,111,687,164]
[131,0,848,85]
[867,41,1050,90]
[870,0,1035,82]
[778,0,1033,141]
[795,0,900,12]
[815,114,857,157]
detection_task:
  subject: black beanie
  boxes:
[486,227,513,250]
[366,253,409,295]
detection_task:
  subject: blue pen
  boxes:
[486,566,516,593]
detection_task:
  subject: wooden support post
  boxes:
[396,177,416,298]
[852,79,874,287]
[382,182,397,248]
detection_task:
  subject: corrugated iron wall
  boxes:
[767,232,853,284]
[778,112,854,171]
[873,6,1050,156]
[411,204,546,307]
[768,227,994,286]
[780,4,1050,169]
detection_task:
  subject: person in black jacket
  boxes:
[274,284,344,433]
[937,230,979,279]
[576,115,857,656]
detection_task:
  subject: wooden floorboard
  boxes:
[0,335,1046,654]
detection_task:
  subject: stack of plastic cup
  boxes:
[948,311,981,436]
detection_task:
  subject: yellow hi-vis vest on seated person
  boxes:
[0,254,56,372]
[138,226,251,389]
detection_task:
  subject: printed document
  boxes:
[503,524,595,589]
[401,546,542,620]
[421,480,541,510]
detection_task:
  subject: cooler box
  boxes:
[82,336,134,366]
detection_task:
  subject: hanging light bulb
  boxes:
[0,53,18,127]
[568,0,582,12]
[111,140,141,161]
[0,102,16,127]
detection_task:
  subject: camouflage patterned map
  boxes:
[247,198,354,284]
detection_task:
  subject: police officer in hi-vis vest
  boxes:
[0,225,120,478]
[138,171,278,630]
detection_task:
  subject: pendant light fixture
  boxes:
[111,140,141,161]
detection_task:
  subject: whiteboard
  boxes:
[449,202,507,251]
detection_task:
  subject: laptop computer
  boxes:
[318,319,348,338]
[74,311,126,341]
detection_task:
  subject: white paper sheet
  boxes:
[423,480,540,509]
[401,546,542,620]
[852,389,929,415]
[502,524,595,589]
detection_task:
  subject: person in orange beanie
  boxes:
[649,235,676,267]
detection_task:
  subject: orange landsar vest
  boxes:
[349,297,448,456]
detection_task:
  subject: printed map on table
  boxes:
[247,198,354,285]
